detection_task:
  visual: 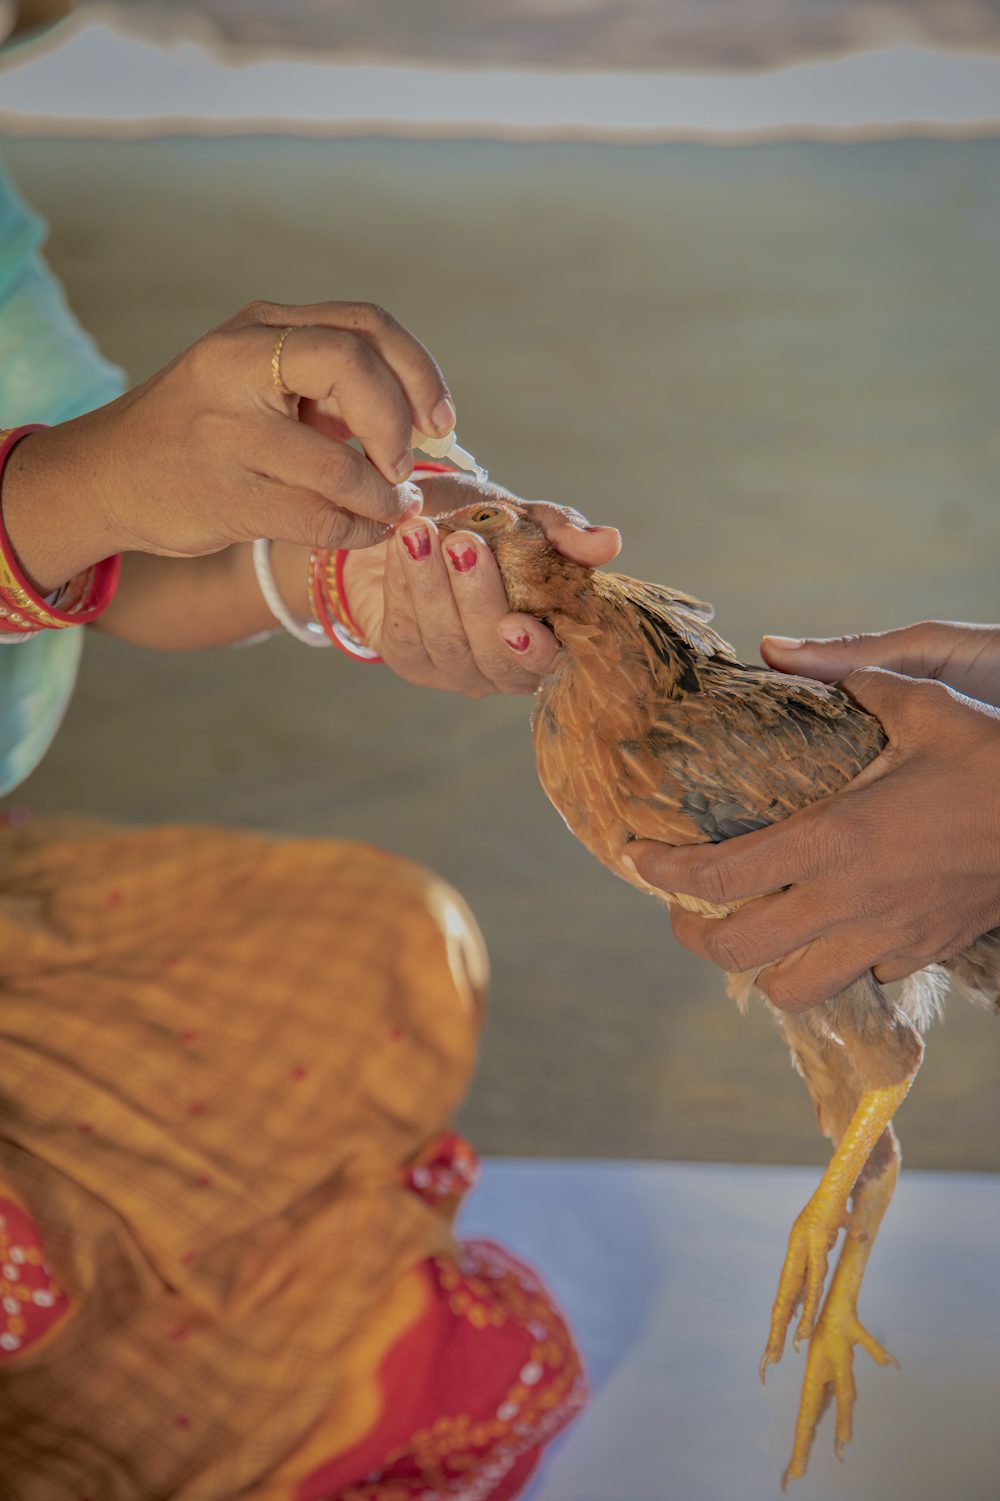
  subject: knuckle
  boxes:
[905,676,953,720]
[301,502,349,550]
[537,501,583,530]
[899,916,931,955]
[185,329,230,380]
[358,301,396,332]
[558,505,591,530]
[314,445,357,498]
[329,329,379,381]
[188,399,223,438]
[816,816,862,872]
[694,857,734,907]
[706,921,752,973]
[847,665,886,696]
[339,520,388,552]
[908,619,936,645]
[432,635,477,671]
[761,969,825,1012]
[909,675,944,704]
[241,298,283,325]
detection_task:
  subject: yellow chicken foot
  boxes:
[761,1081,911,1380]
[781,1135,900,1488]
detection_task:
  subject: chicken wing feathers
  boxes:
[536,569,885,876]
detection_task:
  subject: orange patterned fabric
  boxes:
[0,816,584,1499]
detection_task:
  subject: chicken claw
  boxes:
[781,1250,898,1487]
[760,1198,845,1380]
[761,1081,912,1380]
[780,1124,902,1483]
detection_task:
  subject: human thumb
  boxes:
[760,628,922,683]
[838,665,949,739]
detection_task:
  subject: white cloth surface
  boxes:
[461,1159,1000,1501]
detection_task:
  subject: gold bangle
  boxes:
[324,551,345,627]
[307,549,324,628]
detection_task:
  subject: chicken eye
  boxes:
[468,507,500,525]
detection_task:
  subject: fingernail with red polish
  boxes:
[502,629,532,653]
[402,524,431,561]
[446,543,477,573]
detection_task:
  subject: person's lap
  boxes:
[0,817,581,1498]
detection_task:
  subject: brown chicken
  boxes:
[436,498,1000,1484]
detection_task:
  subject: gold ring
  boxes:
[270,325,296,398]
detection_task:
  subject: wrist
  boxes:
[2,425,121,594]
[340,545,384,644]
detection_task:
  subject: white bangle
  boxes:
[251,538,330,648]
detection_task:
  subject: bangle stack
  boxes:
[309,548,382,663]
[0,425,121,640]
[255,458,464,662]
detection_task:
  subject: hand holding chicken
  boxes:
[633,644,1000,1005]
[344,472,621,695]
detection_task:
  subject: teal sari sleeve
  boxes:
[0,166,126,796]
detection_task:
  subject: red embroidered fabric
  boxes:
[0,1195,71,1360]
[295,1137,586,1501]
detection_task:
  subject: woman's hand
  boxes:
[345,475,621,696]
[628,623,1000,1011]
[3,300,453,593]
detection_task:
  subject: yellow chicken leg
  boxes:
[781,1130,900,1488]
[761,1080,911,1379]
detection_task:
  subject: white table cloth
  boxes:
[461,1160,1000,1501]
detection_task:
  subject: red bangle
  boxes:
[331,549,382,663]
[333,548,368,642]
[0,425,121,634]
[309,547,382,664]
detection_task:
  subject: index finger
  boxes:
[257,418,423,529]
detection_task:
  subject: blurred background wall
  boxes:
[19,0,1000,66]
[2,1,999,1168]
